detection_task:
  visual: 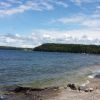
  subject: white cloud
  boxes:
[71,0,100,5]
[51,13,100,29]
[1,29,100,47]
[54,1,68,8]
[97,6,100,9]
[0,1,43,16]
[52,15,84,24]
[28,29,100,45]
[82,19,100,28]
[0,33,40,47]
[0,2,11,8]
[96,6,100,12]
[8,0,22,4]
[0,0,68,16]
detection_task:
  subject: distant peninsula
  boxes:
[0,46,33,51]
[34,43,100,54]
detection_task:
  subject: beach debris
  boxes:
[67,83,78,90]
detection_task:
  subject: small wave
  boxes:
[88,71,100,79]
[88,75,94,79]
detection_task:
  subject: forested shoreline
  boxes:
[34,43,100,54]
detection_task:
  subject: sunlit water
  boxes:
[0,50,100,88]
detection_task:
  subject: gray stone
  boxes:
[67,83,78,90]
[84,88,94,92]
[78,86,94,92]
[78,86,88,91]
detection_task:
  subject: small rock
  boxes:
[78,85,94,92]
[89,88,94,92]
[64,86,67,89]
[84,88,94,92]
[78,86,87,91]
[67,83,78,90]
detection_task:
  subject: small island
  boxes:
[34,43,100,54]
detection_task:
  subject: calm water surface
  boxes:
[0,50,100,87]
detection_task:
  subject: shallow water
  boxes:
[0,50,100,88]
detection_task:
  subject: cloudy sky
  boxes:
[0,0,100,47]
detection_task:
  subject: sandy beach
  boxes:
[48,78,100,100]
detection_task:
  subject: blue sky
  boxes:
[0,0,100,47]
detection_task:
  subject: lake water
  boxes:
[0,50,100,88]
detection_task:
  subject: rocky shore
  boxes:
[0,78,100,100]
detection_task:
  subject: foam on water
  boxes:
[88,71,100,79]
[88,75,94,79]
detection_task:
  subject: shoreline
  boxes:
[0,78,100,100]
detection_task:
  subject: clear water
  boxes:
[0,50,100,88]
